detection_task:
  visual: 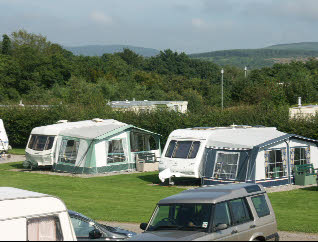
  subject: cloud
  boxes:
[191,18,207,29]
[90,11,113,25]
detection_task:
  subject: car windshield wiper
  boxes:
[175,226,206,231]
[150,225,181,231]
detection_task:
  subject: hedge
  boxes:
[2,104,318,148]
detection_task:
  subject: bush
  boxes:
[2,104,318,148]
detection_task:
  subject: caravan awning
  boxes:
[59,122,161,140]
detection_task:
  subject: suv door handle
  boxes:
[231,230,238,234]
[250,225,256,228]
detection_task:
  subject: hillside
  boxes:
[64,44,160,57]
[189,42,318,69]
[265,42,318,51]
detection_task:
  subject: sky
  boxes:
[0,0,318,54]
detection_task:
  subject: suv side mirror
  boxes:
[215,223,228,231]
[89,229,102,239]
[140,223,148,230]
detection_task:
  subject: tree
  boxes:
[1,34,11,55]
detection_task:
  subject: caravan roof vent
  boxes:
[92,118,104,123]
[57,120,68,124]
[191,127,215,130]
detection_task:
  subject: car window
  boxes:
[213,202,232,228]
[70,217,96,237]
[251,195,270,218]
[229,198,253,225]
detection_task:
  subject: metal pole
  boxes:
[221,68,224,109]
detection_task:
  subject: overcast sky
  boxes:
[0,0,317,53]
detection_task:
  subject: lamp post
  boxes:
[244,66,247,78]
[221,68,224,109]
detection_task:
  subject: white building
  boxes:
[289,105,318,118]
[108,100,188,113]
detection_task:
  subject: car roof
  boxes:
[158,183,265,204]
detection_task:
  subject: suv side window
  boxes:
[251,195,270,218]
[229,198,253,225]
[213,202,232,228]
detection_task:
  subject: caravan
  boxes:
[25,119,161,174]
[159,125,318,187]
[24,120,96,169]
[0,187,76,241]
[0,119,9,154]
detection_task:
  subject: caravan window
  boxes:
[266,149,286,179]
[130,132,153,152]
[28,135,56,151]
[27,216,63,241]
[165,140,201,159]
[165,140,177,157]
[294,147,307,166]
[59,139,79,164]
[214,152,240,180]
[108,139,126,163]
[173,141,193,158]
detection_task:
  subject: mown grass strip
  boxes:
[0,162,317,233]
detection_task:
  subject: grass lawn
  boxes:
[0,162,317,233]
[0,162,184,223]
[268,186,318,233]
[8,148,25,155]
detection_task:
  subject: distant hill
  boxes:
[265,42,318,51]
[189,42,318,69]
[64,45,160,57]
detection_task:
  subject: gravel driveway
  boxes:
[0,154,25,163]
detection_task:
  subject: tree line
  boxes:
[1,30,318,112]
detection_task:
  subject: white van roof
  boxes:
[169,126,286,149]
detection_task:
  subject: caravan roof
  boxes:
[0,187,68,221]
[0,187,47,201]
[169,126,286,149]
[59,119,127,139]
[59,119,160,140]
[30,119,125,136]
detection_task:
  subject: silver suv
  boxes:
[131,183,279,241]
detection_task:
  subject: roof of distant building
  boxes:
[108,100,188,108]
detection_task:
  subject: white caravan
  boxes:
[159,127,215,181]
[25,119,106,168]
[0,187,76,241]
[159,126,318,187]
[0,119,9,152]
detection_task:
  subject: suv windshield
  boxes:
[147,204,212,232]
